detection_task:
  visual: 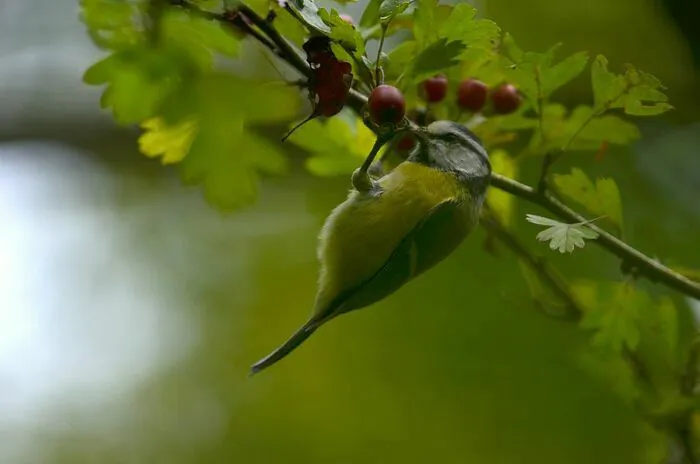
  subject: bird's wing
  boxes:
[308,198,468,329]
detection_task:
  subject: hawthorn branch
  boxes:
[481,212,690,463]
[171,0,700,304]
[490,173,700,301]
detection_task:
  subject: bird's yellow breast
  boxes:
[313,162,470,314]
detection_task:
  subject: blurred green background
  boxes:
[1,0,699,463]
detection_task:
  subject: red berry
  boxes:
[457,78,488,112]
[339,14,354,25]
[368,85,406,125]
[422,74,448,103]
[396,134,416,152]
[491,84,521,115]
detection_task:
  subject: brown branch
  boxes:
[489,173,700,301]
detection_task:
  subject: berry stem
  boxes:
[360,135,389,174]
[375,24,388,87]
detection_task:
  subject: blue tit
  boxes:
[250,120,491,375]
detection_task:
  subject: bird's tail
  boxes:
[249,320,321,376]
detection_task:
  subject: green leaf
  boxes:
[286,114,380,176]
[194,74,301,123]
[289,0,332,34]
[359,0,382,28]
[591,55,673,115]
[651,297,679,362]
[517,260,546,304]
[161,9,241,60]
[83,48,184,125]
[576,345,641,404]
[501,32,523,63]
[136,74,299,210]
[579,283,642,353]
[80,0,146,50]
[552,168,623,233]
[275,9,308,46]
[486,150,517,227]
[180,118,288,211]
[411,38,465,82]
[438,3,500,52]
[379,0,412,24]
[139,117,198,164]
[319,8,364,52]
[525,214,599,253]
[384,40,417,81]
[532,104,640,153]
[502,41,588,110]
[540,51,589,96]
[591,55,627,110]
[572,113,640,148]
[412,0,438,46]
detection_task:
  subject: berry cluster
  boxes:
[363,76,521,153]
[423,75,522,115]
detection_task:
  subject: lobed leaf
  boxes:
[133,74,299,210]
[288,0,332,34]
[526,214,599,253]
[319,8,365,52]
[139,117,199,164]
[286,114,380,176]
[502,36,588,110]
[80,0,146,50]
[438,3,500,52]
[161,9,241,61]
[359,0,383,28]
[412,0,438,46]
[552,168,624,233]
[579,283,642,353]
[531,104,640,153]
[379,0,413,25]
[83,48,185,125]
[411,38,465,82]
[591,55,673,116]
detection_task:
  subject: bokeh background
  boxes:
[1,0,700,463]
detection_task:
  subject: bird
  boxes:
[250,120,492,375]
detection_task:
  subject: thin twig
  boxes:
[172,0,277,51]
[238,4,311,79]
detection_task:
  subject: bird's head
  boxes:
[407,120,492,198]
